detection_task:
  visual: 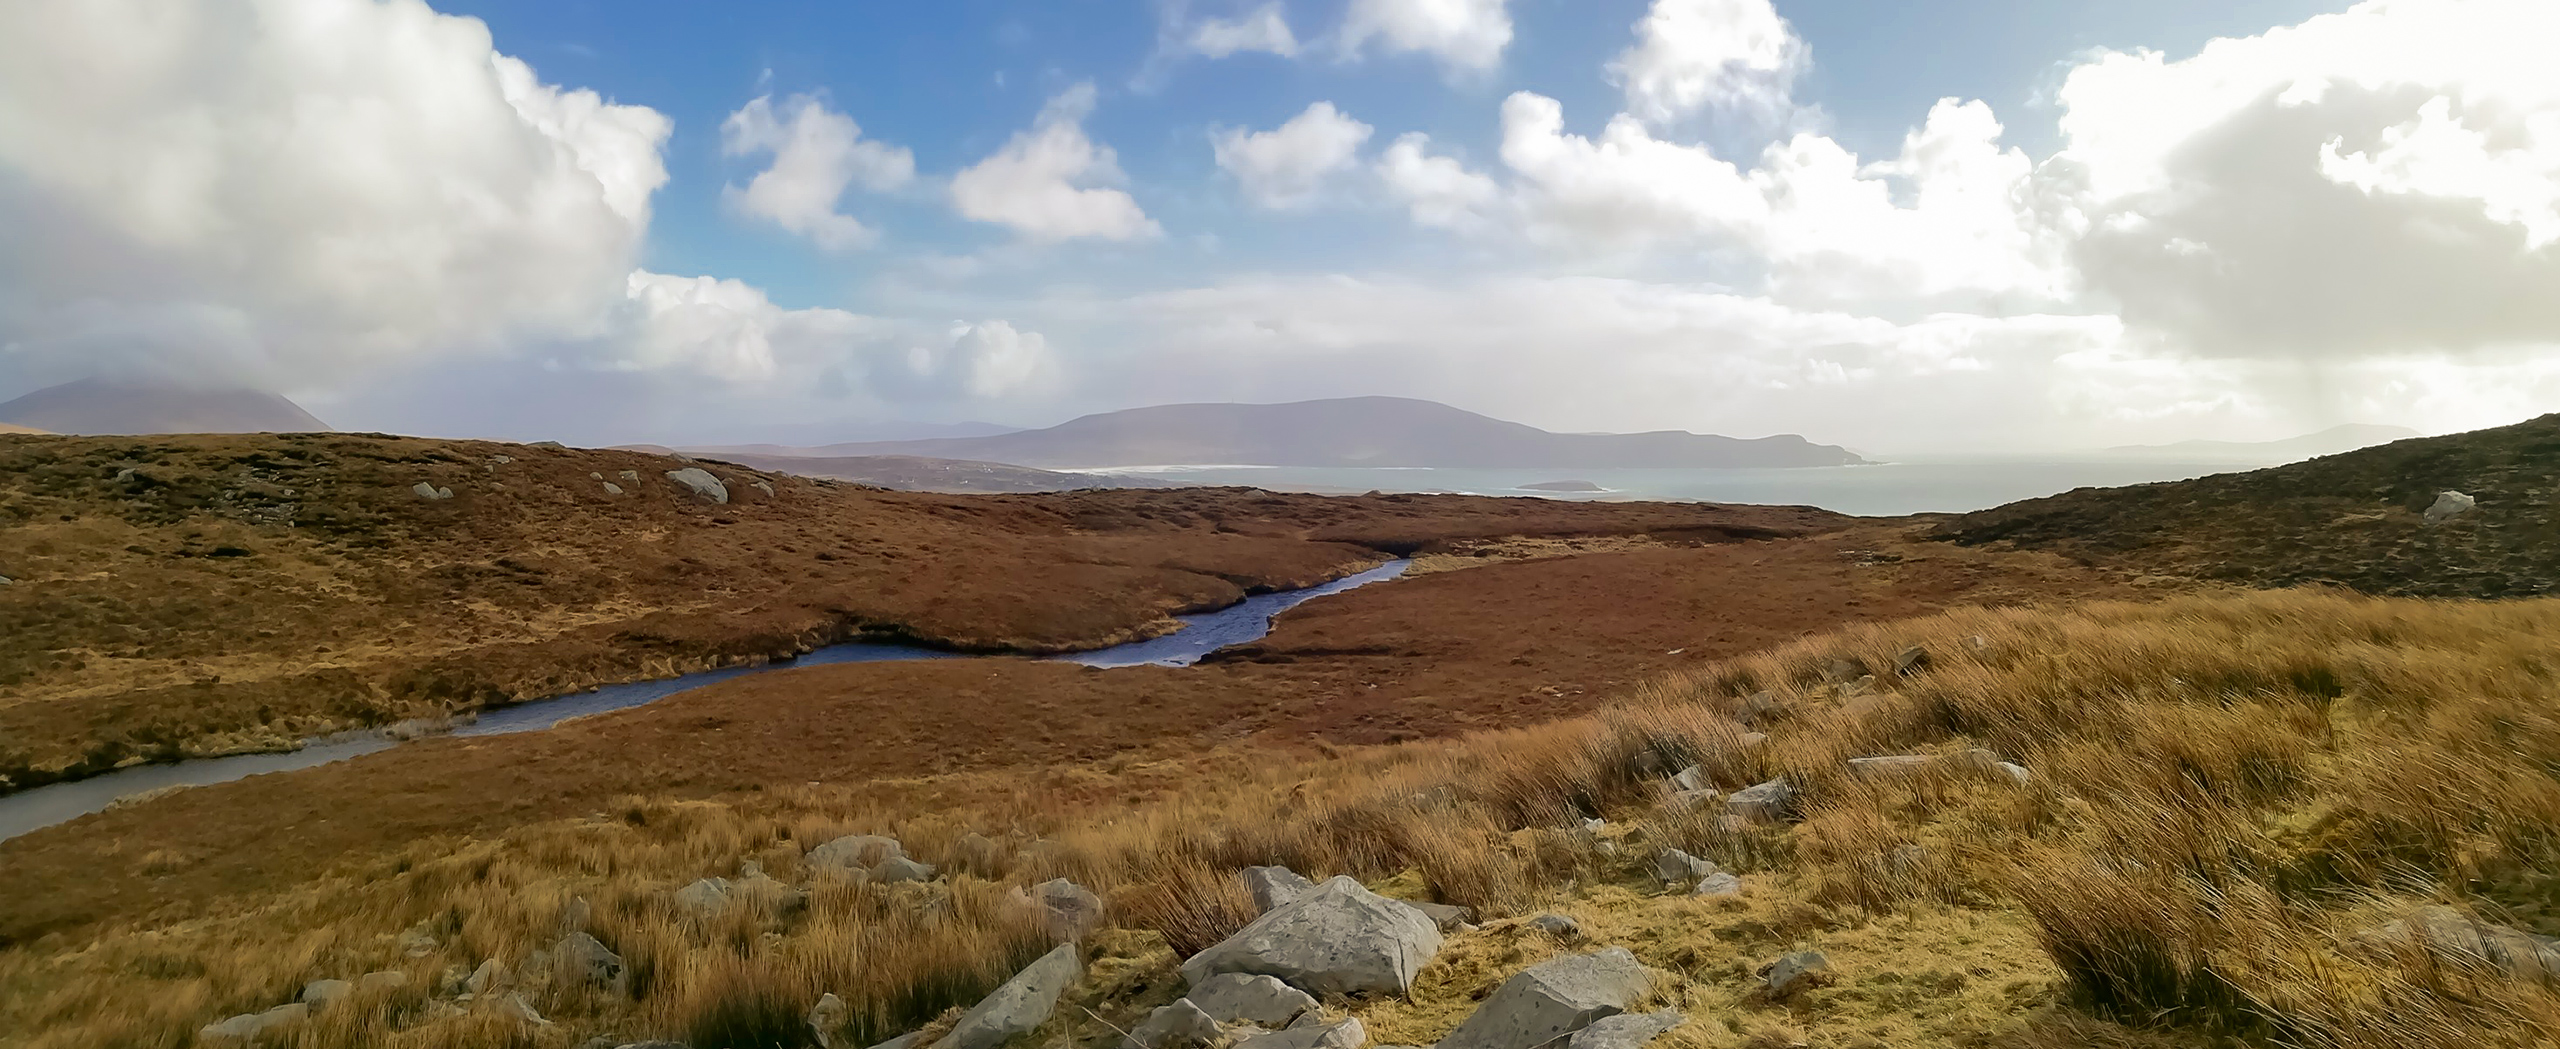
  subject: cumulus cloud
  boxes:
[1212,102,1374,208]
[1337,0,1512,74]
[1189,2,1299,58]
[1376,134,1502,230]
[619,271,1055,400]
[950,83,1161,242]
[0,0,669,388]
[1607,0,1806,124]
[720,93,915,250]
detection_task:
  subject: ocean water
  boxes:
[1095,458,2263,517]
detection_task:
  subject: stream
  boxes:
[0,559,1411,842]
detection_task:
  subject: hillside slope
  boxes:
[0,432,1852,793]
[1938,413,2558,597]
[0,378,329,435]
[808,396,1868,468]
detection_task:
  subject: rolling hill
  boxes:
[788,396,1868,469]
[0,378,329,435]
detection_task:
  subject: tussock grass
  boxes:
[9,587,2560,1047]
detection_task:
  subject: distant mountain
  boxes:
[791,397,1866,469]
[2105,424,2420,462]
[0,379,329,435]
[704,452,1175,494]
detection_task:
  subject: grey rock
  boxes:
[1236,1017,1365,1049]
[1893,645,1931,676]
[1763,951,1829,998]
[1123,998,1222,1049]
[811,991,849,1049]
[1436,948,1651,1049]
[1405,900,1475,932]
[1821,659,1867,685]
[675,876,734,915]
[0,575,12,585]
[1182,876,1443,997]
[869,1033,928,1049]
[358,970,409,993]
[1737,691,1783,726]
[1034,878,1105,940]
[1243,865,1317,913]
[200,1003,308,1041]
[466,957,508,995]
[2362,905,2560,980]
[810,834,906,870]
[490,454,515,464]
[412,482,453,500]
[603,482,625,495]
[1692,873,1742,898]
[1533,1010,1681,1049]
[2425,490,2476,524]
[1187,972,1317,1026]
[930,943,1082,1049]
[1526,914,1581,937]
[1651,849,1716,887]
[1668,765,1707,792]
[1739,732,1769,747]
[493,992,550,1024]
[300,978,352,1006]
[1288,1008,1327,1029]
[873,855,938,884]
[562,895,593,934]
[1725,779,1798,823]
[619,469,641,482]
[665,467,729,504]
[1995,761,2031,785]
[753,480,777,497]
[554,931,628,993]
[590,472,604,480]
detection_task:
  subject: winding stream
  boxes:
[0,559,1410,842]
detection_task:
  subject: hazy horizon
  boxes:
[5,0,2556,454]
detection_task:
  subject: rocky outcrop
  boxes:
[1436,948,1651,1049]
[930,943,1083,1049]
[1183,876,1443,997]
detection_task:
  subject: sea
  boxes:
[1084,456,2272,517]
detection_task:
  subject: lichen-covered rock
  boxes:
[1187,972,1316,1026]
[1436,948,1651,1049]
[1243,866,1317,913]
[1123,998,1222,1049]
[1033,878,1104,940]
[929,943,1082,1049]
[1182,876,1442,997]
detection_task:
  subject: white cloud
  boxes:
[1190,2,1299,58]
[950,83,1161,242]
[0,0,669,388]
[1607,0,1806,124]
[1213,102,1374,209]
[620,271,1054,401]
[932,320,1057,398]
[1376,133,1502,230]
[1337,0,1511,74]
[720,93,914,251]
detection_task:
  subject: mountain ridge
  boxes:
[0,379,329,436]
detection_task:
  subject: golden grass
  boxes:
[8,587,2560,1047]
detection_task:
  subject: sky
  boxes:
[2,0,2557,452]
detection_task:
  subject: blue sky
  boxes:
[4,0,2557,451]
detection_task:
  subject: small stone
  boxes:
[603,482,625,495]
[1821,659,1867,685]
[1726,779,1798,823]
[300,978,353,1006]
[1738,732,1769,747]
[1668,765,1707,792]
[872,855,937,884]
[1243,865,1318,913]
[412,482,453,500]
[753,480,777,497]
[1963,634,1990,652]
[1845,755,1936,780]
[811,991,849,1048]
[1692,873,1742,898]
[561,896,593,934]
[590,472,604,480]
[1526,914,1581,937]
[619,469,641,482]
[358,970,409,993]
[665,467,729,504]
[1651,849,1716,887]
[675,877,734,916]
[1737,691,1783,726]
[200,1003,308,1041]
[1181,876,1444,997]
[1033,878,1105,940]
[2424,490,2476,524]
[492,992,549,1025]
[2361,905,2560,980]
[1762,951,1830,998]
[1123,998,1221,1049]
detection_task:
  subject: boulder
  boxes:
[665,467,729,504]
[1725,779,1797,823]
[1668,766,1707,792]
[810,834,906,870]
[1033,878,1105,940]
[2424,491,2476,525]
[2362,905,2560,980]
[554,931,628,994]
[1531,1010,1681,1049]
[1526,914,1581,937]
[493,992,550,1024]
[873,856,938,884]
[466,958,509,996]
[1243,866,1317,913]
[1123,998,1222,1049]
[675,877,734,915]
[1405,900,1475,932]
[200,1003,308,1041]
[1182,876,1443,997]
[1762,951,1829,998]
[300,978,352,1006]
[1187,972,1317,1026]
[811,991,849,1049]
[1892,645,1931,676]
[1692,873,1742,898]
[930,943,1082,1049]
[412,482,453,500]
[1236,1017,1365,1049]
[1651,849,1716,887]
[359,970,409,993]
[1436,948,1651,1049]
[753,480,778,497]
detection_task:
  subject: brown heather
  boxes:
[7,587,2560,1047]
